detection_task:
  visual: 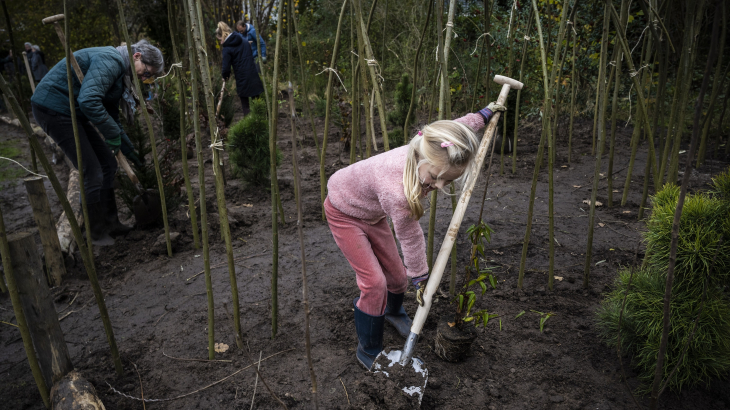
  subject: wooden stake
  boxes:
[9,231,74,388]
[0,216,50,409]
[403,0,434,142]
[24,177,66,286]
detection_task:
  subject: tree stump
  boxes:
[51,370,106,410]
[8,232,73,388]
[24,177,66,287]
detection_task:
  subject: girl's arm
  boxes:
[385,202,428,278]
[454,104,500,134]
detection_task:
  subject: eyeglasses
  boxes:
[141,63,154,79]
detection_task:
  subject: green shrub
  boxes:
[644,186,730,296]
[227,98,280,185]
[386,73,414,148]
[597,175,730,393]
[712,167,730,200]
[596,266,730,392]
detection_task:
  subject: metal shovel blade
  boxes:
[133,188,162,228]
[372,347,428,407]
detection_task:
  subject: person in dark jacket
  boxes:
[31,39,163,245]
[235,21,267,62]
[29,45,48,82]
[217,22,264,117]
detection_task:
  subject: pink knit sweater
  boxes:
[326,113,486,278]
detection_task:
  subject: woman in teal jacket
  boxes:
[31,39,163,245]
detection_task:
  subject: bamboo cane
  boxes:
[168,0,200,250]
[470,0,491,112]
[697,2,727,166]
[319,0,349,219]
[620,36,653,207]
[583,1,612,288]
[350,5,360,164]
[354,0,373,159]
[290,6,320,156]
[248,0,272,116]
[568,14,578,164]
[0,208,50,408]
[286,6,318,405]
[354,0,389,150]
[182,0,214,359]
[650,4,719,407]
[512,4,534,174]
[500,0,518,176]
[114,0,172,257]
[187,0,243,348]
[402,0,434,142]
[268,0,285,339]
[606,32,625,208]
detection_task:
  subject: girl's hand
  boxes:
[413,274,429,306]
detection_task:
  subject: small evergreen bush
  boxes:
[386,73,414,148]
[597,172,730,393]
[227,98,280,185]
[597,266,730,392]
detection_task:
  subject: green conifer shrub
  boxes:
[597,171,730,393]
[386,73,414,148]
[227,98,280,185]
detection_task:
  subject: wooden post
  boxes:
[24,177,66,287]
[22,51,36,93]
[55,169,81,261]
[8,232,73,390]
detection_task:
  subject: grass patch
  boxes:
[0,141,26,185]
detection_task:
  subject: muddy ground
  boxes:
[1,101,729,410]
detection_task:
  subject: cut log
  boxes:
[56,169,81,261]
[24,177,66,287]
[51,370,106,410]
[8,232,73,389]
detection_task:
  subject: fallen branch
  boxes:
[107,348,295,403]
[186,252,268,282]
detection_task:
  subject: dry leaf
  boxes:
[561,165,568,168]
[447,322,456,328]
[242,203,253,208]
[582,200,603,207]
[598,223,605,227]
[554,276,563,281]
[214,343,229,353]
[612,190,619,193]
[599,173,605,177]
[492,250,504,255]
[623,211,631,214]
[573,185,582,188]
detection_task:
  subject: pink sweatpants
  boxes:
[324,197,408,316]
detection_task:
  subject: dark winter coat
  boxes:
[221,32,264,99]
[31,46,127,141]
[29,51,48,81]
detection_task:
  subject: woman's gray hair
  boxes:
[32,45,41,52]
[133,39,164,73]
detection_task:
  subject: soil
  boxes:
[1,101,729,410]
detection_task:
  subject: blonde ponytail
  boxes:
[216,22,233,42]
[402,120,480,219]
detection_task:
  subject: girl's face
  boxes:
[418,163,464,196]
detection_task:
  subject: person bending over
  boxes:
[31,39,163,245]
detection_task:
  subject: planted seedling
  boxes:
[530,310,555,332]
[449,221,500,328]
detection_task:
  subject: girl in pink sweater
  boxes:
[325,103,503,370]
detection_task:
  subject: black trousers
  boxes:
[32,103,117,204]
[239,94,262,117]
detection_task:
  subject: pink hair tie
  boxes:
[441,141,454,148]
[417,131,423,136]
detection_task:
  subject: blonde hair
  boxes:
[403,121,480,219]
[216,22,233,42]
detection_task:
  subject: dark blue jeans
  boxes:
[32,103,117,204]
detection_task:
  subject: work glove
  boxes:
[261,56,267,63]
[412,274,429,306]
[106,133,121,155]
[478,102,507,124]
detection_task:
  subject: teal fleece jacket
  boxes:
[31,47,127,141]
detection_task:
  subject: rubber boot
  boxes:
[384,292,412,339]
[101,188,133,237]
[88,201,115,246]
[353,297,385,371]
